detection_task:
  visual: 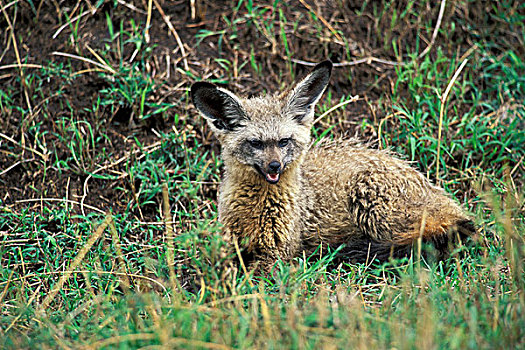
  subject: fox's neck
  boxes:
[218,161,303,261]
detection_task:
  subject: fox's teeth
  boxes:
[266,173,279,182]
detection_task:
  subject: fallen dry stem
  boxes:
[52,7,96,39]
[0,0,33,114]
[116,0,146,14]
[52,51,116,74]
[153,0,189,71]
[290,56,403,68]
[298,0,342,42]
[0,63,43,70]
[0,132,49,161]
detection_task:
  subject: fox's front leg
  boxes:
[220,225,292,273]
[244,233,300,273]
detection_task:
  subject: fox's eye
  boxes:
[278,138,290,148]
[249,139,264,149]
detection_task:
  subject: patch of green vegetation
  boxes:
[1,205,522,348]
[383,47,525,192]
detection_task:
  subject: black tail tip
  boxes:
[457,219,477,237]
[431,219,477,259]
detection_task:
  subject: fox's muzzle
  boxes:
[255,160,282,184]
[265,160,281,183]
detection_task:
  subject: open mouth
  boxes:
[255,165,281,184]
[265,172,280,184]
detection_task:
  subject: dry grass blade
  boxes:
[0,270,170,295]
[0,0,21,12]
[109,219,131,291]
[418,0,447,59]
[0,158,35,176]
[291,56,403,67]
[5,285,42,332]
[378,111,404,148]
[145,0,153,43]
[15,198,105,214]
[85,45,116,73]
[116,0,147,14]
[313,95,359,125]
[36,214,113,314]
[0,63,43,70]
[436,58,469,183]
[162,183,178,293]
[257,283,273,339]
[232,236,254,289]
[0,269,15,306]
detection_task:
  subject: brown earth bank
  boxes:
[0,0,522,221]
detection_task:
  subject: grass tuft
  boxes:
[0,0,523,348]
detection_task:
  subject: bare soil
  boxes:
[0,1,515,220]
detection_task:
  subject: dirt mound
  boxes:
[1,1,521,220]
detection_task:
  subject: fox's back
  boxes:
[300,140,469,254]
[303,139,438,198]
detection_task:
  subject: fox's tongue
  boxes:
[266,173,279,182]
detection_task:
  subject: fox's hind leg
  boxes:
[347,175,476,260]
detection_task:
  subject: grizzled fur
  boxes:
[191,61,475,270]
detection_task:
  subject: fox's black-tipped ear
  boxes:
[285,60,332,125]
[190,82,247,132]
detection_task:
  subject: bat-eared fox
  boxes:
[191,60,475,271]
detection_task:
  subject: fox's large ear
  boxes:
[191,82,247,132]
[285,60,332,125]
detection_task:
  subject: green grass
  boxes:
[1,0,524,348]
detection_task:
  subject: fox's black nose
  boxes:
[268,161,281,173]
